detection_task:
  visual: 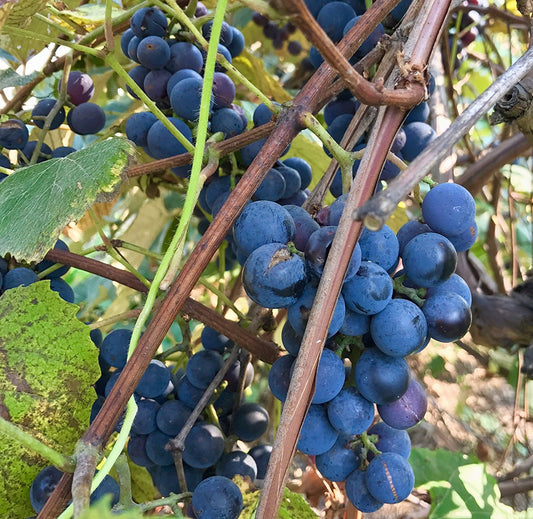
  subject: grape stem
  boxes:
[392,275,426,307]
[0,417,75,472]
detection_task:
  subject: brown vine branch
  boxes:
[273,0,426,108]
[354,45,533,230]
[44,249,281,364]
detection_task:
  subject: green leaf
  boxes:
[59,4,123,25]
[0,282,100,517]
[0,137,135,263]
[410,448,522,518]
[0,68,39,90]
[127,460,158,504]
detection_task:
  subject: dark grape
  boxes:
[345,468,383,513]
[202,20,234,47]
[30,466,63,513]
[90,474,120,506]
[145,429,175,466]
[153,463,203,496]
[283,205,320,252]
[201,326,232,353]
[343,16,385,60]
[377,378,427,429]
[51,146,76,158]
[126,65,149,98]
[137,36,170,69]
[216,450,258,481]
[224,359,254,392]
[131,398,160,435]
[396,220,432,255]
[36,239,70,278]
[186,350,223,389]
[308,348,345,404]
[401,122,437,162]
[248,444,272,480]
[60,71,94,105]
[0,119,29,149]
[100,328,132,369]
[130,7,168,38]
[282,157,313,190]
[127,434,154,467]
[19,141,52,164]
[367,422,411,459]
[212,72,235,109]
[67,103,106,135]
[232,402,269,442]
[49,278,75,303]
[136,359,172,398]
[268,354,295,402]
[167,41,203,73]
[316,437,362,481]
[2,267,38,290]
[183,423,225,468]
[327,387,374,436]
[31,99,65,130]
[143,69,171,101]
[120,28,135,57]
[358,225,399,273]
[340,308,371,336]
[422,292,472,342]
[426,273,472,306]
[170,76,211,122]
[276,163,301,199]
[365,452,414,503]
[253,168,286,201]
[297,404,338,455]
[316,2,356,42]
[227,27,245,57]
[146,117,192,159]
[125,112,157,147]
[211,107,246,138]
[192,476,243,519]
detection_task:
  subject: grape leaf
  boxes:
[0,137,135,263]
[58,4,123,26]
[0,68,39,90]
[0,282,99,516]
[410,448,522,518]
[78,497,146,518]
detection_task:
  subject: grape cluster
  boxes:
[87,324,272,518]
[121,5,249,179]
[251,13,302,55]
[229,179,476,510]
[0,70,104,169]
[0,240,74,303]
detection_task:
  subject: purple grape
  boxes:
[131,398,160,435]
[202,20,234,47]
[156,399,191,436]
[282,157,313,190]
[283,205,320,252]
[51,146,76,158]
[402,122,437,162]
[340,308,371,336]
[19,141,52,164]
[67,102,106,135]
[30,466,63,513]
[60,71,94,105]
[143,69,171,101]
[2,267,38,290]
[136,359,172,398]
[31,99,65,130]
[377,378,427,429]
[211,107,246,138]
[396,220,432,255]
[126,65,149,98]
[426,272,472,306]
[170,76,211,122]
[212,72,235,109]
[130,7,168,38]
[358,225,399,273]
[145,429,174,466]
[253,168,286,201]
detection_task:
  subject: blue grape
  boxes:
[0,119,28,149]
[192,476,243,519]
[127,434,154,467]
[268,354,295,402]
[402,232,457,287]
[136,359,172,398]
[448,222,478,252]
[120,28,135,57]
[127,35,141,62]
[186,350,223,389]
[126,65,149,98]
[31,99,65,130]
[125,112,157,147]
[145,429,175,466]
[146,117,192,159]
[316,2,356,42]
[243,242,307,308]
[253,102,278,126]
[227,27,245,57]
[343,16,384,60]
[377,378,427,429]
[305,226,362,280]
[204,175,232,210]
[282,157,313,190]
[283,205,320,252]
[248,444,272,480]
[59,71,94,105]
[2,267,38,290]
[67,103,106,135]
[167,41,203,73]
[216,450,258,481]
[90,474,120,506]
[287,282,346,337]
[239,137,266,166]
[212,72,235,109]
[0,154,10,170]
[426,272,472,306]
[340,308,370,336]
[316,437,362,481]
[153,463,203,496]
[183,423,225,468]
[327,387,374,436]
[30,466,63,513]
[201,326,232,353]
[342,261,393,315]
[224,359,254,392]
[367,422,411,459]
[396,220,432,255]
[309,349,345,404]
[211,107,246,138]
[358,225,399,273]
[421,182,476,238]
[422,292,472,342]
[345,468,383,513]
[401,122,437,162]
[233,201,295,257]
[137,36,170,69]
[143,69,171,101]
[276,163,302,199]
[365,452,414,503]
[405,101,430,124]
[100,328,132,369]
[130,7,168,38]
[232,402,269,442]
[202,20,234,47]
[170,76,211,121]
[370,299,428,357]
[19,141,52,164]
[253,168,286,201]
[51,146,76,158]
[49,278,75,303]
[166,68,202,97]
[297,404,338,455]
[324,96,360,126]
[177,376,205,409]
[354,348,410,404]
[281,320,302,356]
[131,398,160,435]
